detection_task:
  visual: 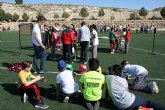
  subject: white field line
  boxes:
[1,67,165,81]
[1,37,165,56]
[0,41,31,43]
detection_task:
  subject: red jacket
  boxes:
[126,29,131,41]
[61,29,73,45]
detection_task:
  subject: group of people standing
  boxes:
[109,27,131,54]
[32,16,99,73]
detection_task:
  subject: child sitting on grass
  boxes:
[18,60,49,109]
[56,60,79,102]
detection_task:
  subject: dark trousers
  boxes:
[18,84,41,102]
[80,41,89,63]
[33,44,46,72]
[63,44,71,62]
[125,96,165,110]
[85,99,100,110]
[51,45,56,59]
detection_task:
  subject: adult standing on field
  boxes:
[32,16,46,74]
[121,60,159,94]
[124,28,131,54]
[90,24,99,58]
[78,21,90,64]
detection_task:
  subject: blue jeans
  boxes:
[132,71,152,93]
[33,44,46,71]
[80,41,89,63]
[124,40,129,53]
[125,96,165,110]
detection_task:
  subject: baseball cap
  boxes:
[79,64,87,74]
[58,60,66,70]
[66,64,73,72]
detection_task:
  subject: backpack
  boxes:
[8,62,22,73]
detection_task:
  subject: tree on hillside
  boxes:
[0,8,5,21]
[160,7,165,18]
[15,0,23,4]
[22,13,29,22]
[129,12,140,20]
[5,12,13,22]
[62,12,70,18]
[98,9,105,17]
[36,12,44,20]
[148,15,161,20]
[54,13,60,19]
[139,7,148,17]
[80,7,89,18]
[13,13,20,21]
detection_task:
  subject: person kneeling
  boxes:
[105,64,165,110]
[79,58,105,110]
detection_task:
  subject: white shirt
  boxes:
[121,64,147,78]
[78,25,90,42]
[106,75,135,109]
[56,70,79,94]
[32,24,42,46]
[91,29,99,45]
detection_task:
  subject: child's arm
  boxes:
[23,75,43,86]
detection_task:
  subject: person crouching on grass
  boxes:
[18,60,49,109]
[105,64,165,110]
[56,60,79,103]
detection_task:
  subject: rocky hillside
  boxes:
[0,2,162,21]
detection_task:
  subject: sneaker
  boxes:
[39,70,46,74]
[84,62,87,64]
[34,71,38,74]
[35,102,49,109]
[63,96,69,103]
[22,93,28,103]
[152,81,159,94]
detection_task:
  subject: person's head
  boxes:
[71,24,75,30]
[106,64,122,76]
[37,16,46,26]
[111,27,114,31]
[79,64,87,74]
[57,60,66,72]
[88,58,99,71]
[81,21,86,27]
[22,60,32,72]
[66,64,73,72]
[67,24,73,29]
[90,24,97,31]
[121,60,129,68]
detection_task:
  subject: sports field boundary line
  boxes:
[1,37,165,56]
[1,67,165,81]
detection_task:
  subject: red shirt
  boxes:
[61,29,73,45]
[126,30,131,41]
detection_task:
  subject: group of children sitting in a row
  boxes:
[17,59,165,110]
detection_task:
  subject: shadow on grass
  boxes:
[39,84,56,101]
[2,62,10,67]
[1,83,18,95]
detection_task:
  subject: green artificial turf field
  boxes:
[0,31,165,110]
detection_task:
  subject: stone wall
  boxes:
[1,20,165,31]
